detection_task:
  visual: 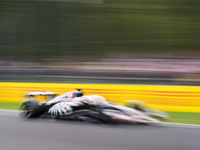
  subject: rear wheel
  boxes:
[19,100,41,119]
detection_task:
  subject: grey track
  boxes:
[0,114,200,150]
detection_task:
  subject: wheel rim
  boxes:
[20,102,33,118]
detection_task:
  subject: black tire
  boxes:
[19,100,41,119]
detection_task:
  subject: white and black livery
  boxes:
[19,89,159,124]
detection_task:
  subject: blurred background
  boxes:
[0,0,200,85]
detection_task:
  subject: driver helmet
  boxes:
[75,88,84,97]
[75,91,84,97]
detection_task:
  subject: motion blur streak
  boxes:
[0,1,200,110]
[0,1,200,150]
[0,0,200,85]
[1,82,200,112]
[0,0,200,59]
[18,0,104,4]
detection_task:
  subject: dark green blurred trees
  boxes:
[0,0,200,60]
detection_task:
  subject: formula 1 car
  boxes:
[19,91,159,125]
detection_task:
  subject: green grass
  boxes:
[0,102,200,125]
[164,112,200,125]
[0,102,20,110]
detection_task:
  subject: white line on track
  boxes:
[1,109,200,129]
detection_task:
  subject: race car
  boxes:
[19,92,159,125]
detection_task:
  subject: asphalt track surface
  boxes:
[0,113,200,150]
